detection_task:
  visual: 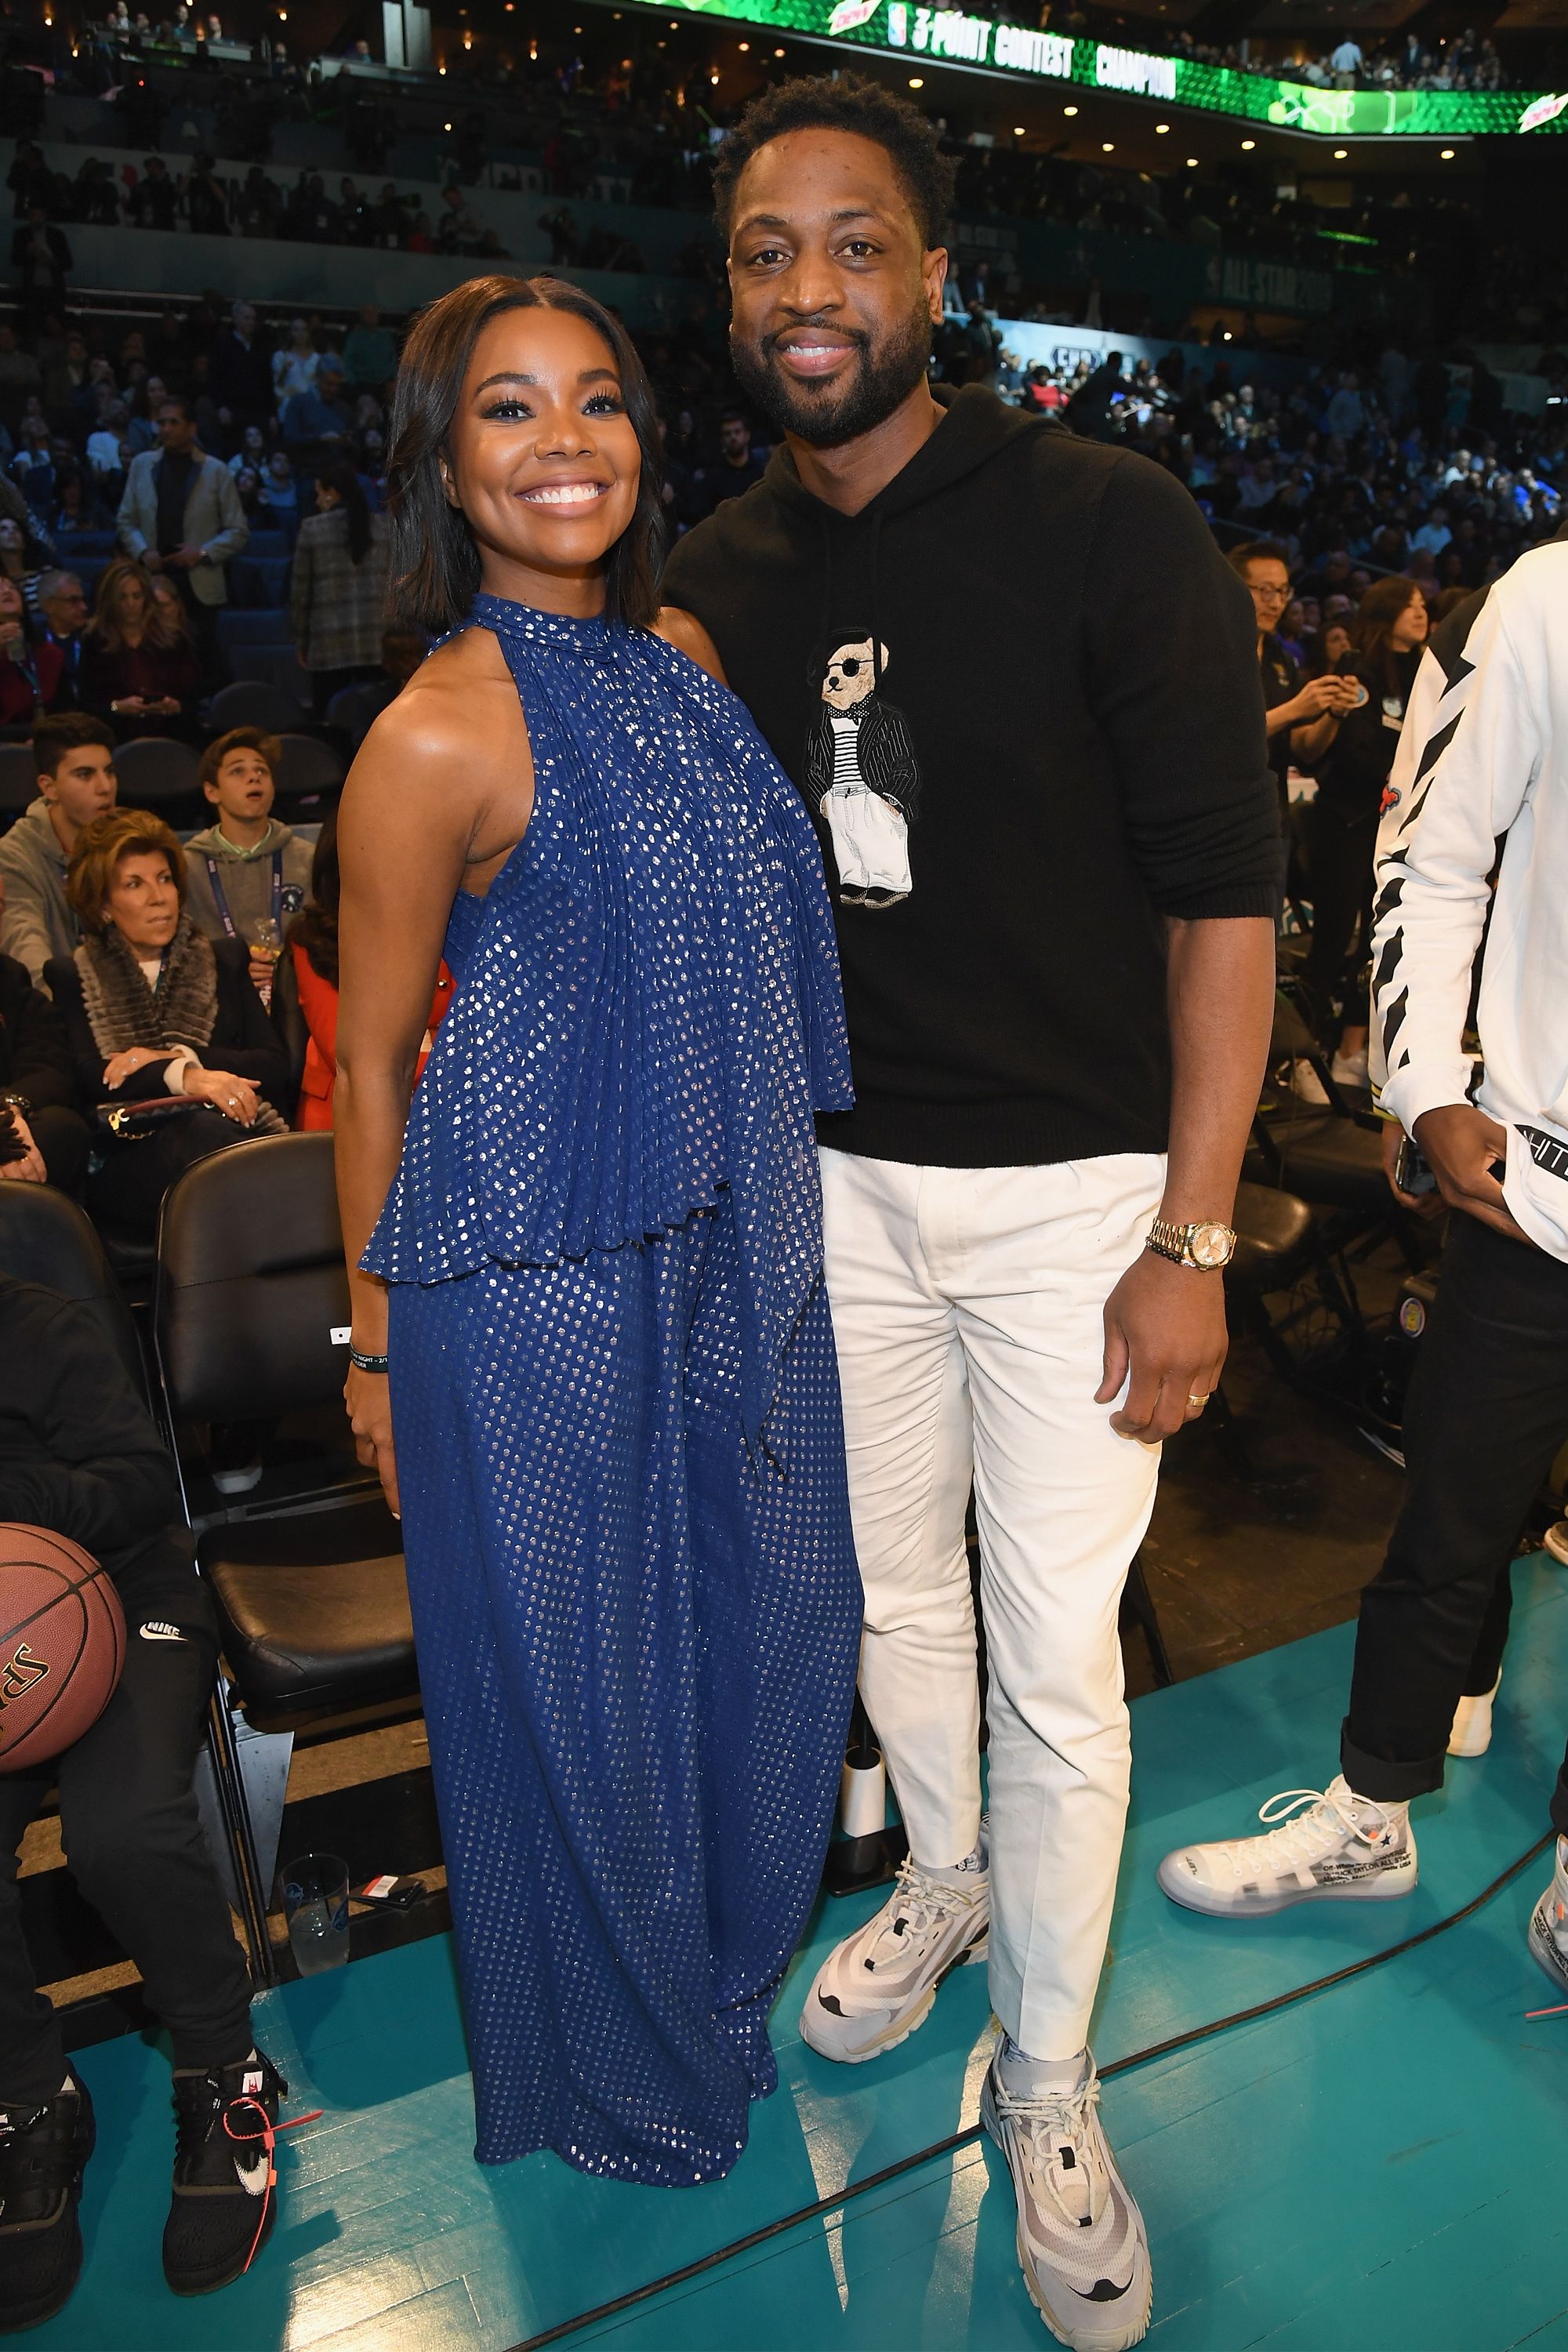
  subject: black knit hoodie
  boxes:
[662,385,1280,1169]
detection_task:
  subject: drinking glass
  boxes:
[281,1851,350,1975]
[245,913,281,1007]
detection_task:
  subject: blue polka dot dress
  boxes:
[364,594,862,2184]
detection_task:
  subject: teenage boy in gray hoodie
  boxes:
[0,714,118,989]
[183,727,312,992]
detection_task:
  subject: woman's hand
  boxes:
[183,1066,260,1124]
[345,1361,399,1517]
[103,1044,174,1088]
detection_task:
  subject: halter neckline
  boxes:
[469,590,615,653]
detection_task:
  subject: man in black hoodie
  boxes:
[662,78,1279,2347]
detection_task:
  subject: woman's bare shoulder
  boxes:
[357,630,523,775]
[654,604,728,686]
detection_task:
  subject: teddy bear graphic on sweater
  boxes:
[802,633,922,909]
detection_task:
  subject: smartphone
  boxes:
[355,1873,425,1911]
[1395,1136,1438,1197]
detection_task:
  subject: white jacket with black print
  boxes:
[1370,539,1568,1265]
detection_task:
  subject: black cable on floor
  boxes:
[510,1830,1554,2352]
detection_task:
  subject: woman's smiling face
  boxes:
[443,303,641,612]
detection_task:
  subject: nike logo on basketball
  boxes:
[139,1621,187,1642]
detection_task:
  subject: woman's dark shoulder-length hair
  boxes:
[387,274,666,637]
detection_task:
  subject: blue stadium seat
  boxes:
[0,742,38,818]
[274,733,345,802]
[228,556,293,610]
[217,606,292,651]
[114,735,201,808]
[53,529,117,559]
[208,680,307,734]
[242,531,291,561]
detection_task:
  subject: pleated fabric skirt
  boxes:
[389,1192,861,2183]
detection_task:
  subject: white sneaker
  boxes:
[1527,1836,1568,2001]
[1330,1048,1370,1090]
[1543,1521,1568,1569]
[799,1853,989,2063]
[1156,1775,1417,1918]
[1288,1058,1330,1105]
[981,2049,1152,2351]
[1448,1673,1501,1758]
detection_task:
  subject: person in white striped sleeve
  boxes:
[1157,535,1568,1991]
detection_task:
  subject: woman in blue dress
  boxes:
[332,276,861,2184]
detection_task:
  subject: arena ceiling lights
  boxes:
[641,0,1568,137]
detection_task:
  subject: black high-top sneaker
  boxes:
[162,2050,287,2296]
[0,2074,96,2336]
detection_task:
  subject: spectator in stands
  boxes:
[1228,541,1356,817]
[80,558,202,736]
[0,513,52,624]
[279,359,353,469]
[183,154,229,238]
[0,1272,289,2330]
[34,569,89,710]
[47,808,289,1236]
[226,423,268,482]
[270,315,321,403]
[688,408,767,518]
[0,714,118,988]
[342,303,396,397]
[206,299,272,440]
[183,727,311,974]
[287,813,452,1130]
[256,448,299,537]
[9,207,71,328]
[128,152,180,230]
[1301,575,1430,1087]
[325,624,425,750]
[289,460,390,712]
[115,393,248,683]
[0,873,90,1192]
[0,575,62,727]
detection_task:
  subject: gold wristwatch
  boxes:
[1145,1216,1236,1271]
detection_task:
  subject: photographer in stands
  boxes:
[1228,540,1358,819]
[0,1276,283,2328]
[46,808,287,1236]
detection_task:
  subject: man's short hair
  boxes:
[158,391,195,423]
[199,725,279,795]
[712,73,956,252]
[67,808,186,933]
[35,568,84,609]
[1228,540,1290,579]
[33,711,116,778]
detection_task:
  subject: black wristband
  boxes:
[348,1347,390,1374]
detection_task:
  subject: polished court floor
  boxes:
[38,1551,1568,2352]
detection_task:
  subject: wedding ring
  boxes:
[1188,1392,1210,1408]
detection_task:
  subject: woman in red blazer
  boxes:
[288,817,453,1131]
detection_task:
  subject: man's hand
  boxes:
[141,550,164,572]
[0,1111,45,1184]
[169,543,205,570]
[1097,1249,1229,1443]
[1414,1102,1529,1243]
[1380,1119,1444,1219]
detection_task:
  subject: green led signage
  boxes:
[643,0,1568,136]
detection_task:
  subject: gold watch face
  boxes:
[1189,1221,1235,1269]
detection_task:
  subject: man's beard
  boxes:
[730,297,933,449]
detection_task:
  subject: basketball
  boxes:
[0,1525,126,1776]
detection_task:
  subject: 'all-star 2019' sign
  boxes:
[637,0,1568,137]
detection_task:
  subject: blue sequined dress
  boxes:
[364,593,860,2184]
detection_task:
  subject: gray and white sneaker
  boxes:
[981,2050,1152,2351]
[799,1853,989,2063]
[1156,1776,1417,1918]
[1527,1835,1568,1999]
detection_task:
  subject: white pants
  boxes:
[818,1147,1166,2060]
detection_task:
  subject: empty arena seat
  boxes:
[274,733,344,801]
[1247,994,1391,1218]
[154,1132,416,1733]
[0,741,38,815]
[217,605,292,651]
[112,735,201,808]
[228,554,292,610]
[241,530,291,561]
[207,678,307,735]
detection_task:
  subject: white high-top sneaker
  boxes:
[1448,1673,1502,1759]
[1157,1776,1417,1918]
[1528,1836,1568,2000]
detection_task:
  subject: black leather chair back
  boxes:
[269,942,308,1107]
[156,1132,350,1424]
[0,1183,143,1390]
